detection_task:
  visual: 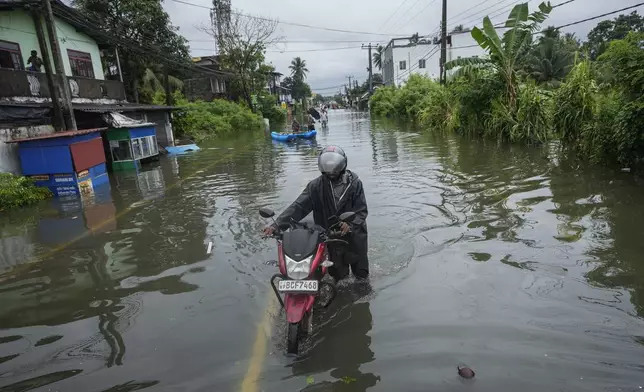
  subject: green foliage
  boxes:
[171,96,263,141]
[0,174,52,211]
[524,27,578,87]
[373,46,383,70]
[257,94,287,126]
[369,8,644,166]
[417,84,459,132]
[597,32,644,100]
[369,86,399,117]
[552,59,597,143]
[449,72,504,135]
[446,2,552,109]
[289,57,309,82]
[73,0,190,103]
[584,11,644,59]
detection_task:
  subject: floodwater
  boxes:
[1,111,644,392]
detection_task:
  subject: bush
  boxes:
[257,94,287,127]
[0,173,52,211]
[511,82,552,143]
[417,83,458,132]
[552,59,597,143]
[449,72,504,136]
[172,97,264,141]
[370,86,399,117]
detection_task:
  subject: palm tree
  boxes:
[372,45,383,70]
[289,57,308,81]
[526,32,575,87]
[445,2,553,110]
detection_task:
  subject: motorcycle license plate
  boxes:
[278,280,318,292]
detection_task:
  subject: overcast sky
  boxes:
[162,0,644,95]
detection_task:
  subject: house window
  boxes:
[418,59,426,69]
[67,49,94,78]
[399,60,406,70]
[0,40,24,70]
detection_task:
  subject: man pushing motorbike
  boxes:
[263,145,369,281]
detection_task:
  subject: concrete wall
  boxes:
[0,10,104,80]
[382,32,488,86]
[0,125,55,174]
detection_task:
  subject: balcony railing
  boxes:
[0,68,126,102]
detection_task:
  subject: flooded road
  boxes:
[1,110,644,392]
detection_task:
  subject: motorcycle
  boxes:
[259,207,356,354]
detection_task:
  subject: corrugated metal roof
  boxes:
[73,103,177,112]
[5,127,107,143]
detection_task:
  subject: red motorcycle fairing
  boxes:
[285,293,316,323]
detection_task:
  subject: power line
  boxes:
[377,0,414,32]
[554,2,644,30]
[312,83,347,91]
[404,0,440,28]
[388,0,425,33]
[170,0,407,37]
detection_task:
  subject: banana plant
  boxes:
[445,2,553,110]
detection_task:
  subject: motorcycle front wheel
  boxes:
[287,322,300,354]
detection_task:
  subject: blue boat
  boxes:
[270,130,317,142]
[165,144,200,155]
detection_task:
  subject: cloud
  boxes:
[163,0,642,94]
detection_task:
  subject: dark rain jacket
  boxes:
[275,170,368,266]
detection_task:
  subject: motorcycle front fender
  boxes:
[284,293,315,324]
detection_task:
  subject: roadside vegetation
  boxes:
[370,3,644,166]
[0,174,52,212]
[153,91,264,142]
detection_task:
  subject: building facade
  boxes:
[382,31,488,87]
[0,0,175,174]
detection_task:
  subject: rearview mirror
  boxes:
[339,212,356,222]
[259,207,275,218]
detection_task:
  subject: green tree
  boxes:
[203,11,279,107]
[445,2,553,110]
[73,0,190,102]
[584,11,644,59]
[291,79,312,101]
[373,45,384,70]
[524,26,577,87]
[289,57,309,81]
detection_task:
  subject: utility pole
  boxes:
[31,10,64,131]
[42,0,77,130]
[440,0,447,85]
[345,75,353,106]
[361,43,377,94]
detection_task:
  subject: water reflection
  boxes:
[293,300,380,391]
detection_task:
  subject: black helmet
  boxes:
[318,146,347,178]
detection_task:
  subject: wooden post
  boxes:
[114,46,123,83]
[42,0,77,130]
[31,11,64,131]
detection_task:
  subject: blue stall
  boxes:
[8,128,110,197]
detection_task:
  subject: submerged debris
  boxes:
[457,366,475,379]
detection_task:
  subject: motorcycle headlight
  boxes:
[285,255,312,280]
